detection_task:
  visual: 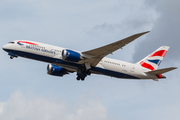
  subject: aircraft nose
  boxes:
[2,44,8,51]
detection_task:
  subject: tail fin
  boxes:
[136,46,169,70]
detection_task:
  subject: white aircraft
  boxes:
[2,31,177,81]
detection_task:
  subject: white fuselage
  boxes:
[2,40,159,80]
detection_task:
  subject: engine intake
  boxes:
[62,49,82,62]
[47,64,67,76]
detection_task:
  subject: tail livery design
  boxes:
[137,46,169,71]
[137,46,176,81]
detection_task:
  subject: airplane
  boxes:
[2,31,177,81]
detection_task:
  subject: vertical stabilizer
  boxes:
[136,46,169,70]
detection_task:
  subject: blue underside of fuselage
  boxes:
[3,49,139,79]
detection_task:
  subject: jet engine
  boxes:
[47,64,67,76]
[62,49,83,62]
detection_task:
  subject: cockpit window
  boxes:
[8,42,15,44]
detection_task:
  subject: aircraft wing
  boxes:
[81,31,150,67]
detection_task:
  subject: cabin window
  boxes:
[9,42,14,44]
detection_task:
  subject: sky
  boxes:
[0,0,180,120]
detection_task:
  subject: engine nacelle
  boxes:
[62,49,82,62]
[47,64,67,76]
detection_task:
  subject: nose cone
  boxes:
[2,44,9,51]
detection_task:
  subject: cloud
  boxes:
[130,1,180,118]
[0,89,115,120]
[133,0,180,64]
[1,0,180,120]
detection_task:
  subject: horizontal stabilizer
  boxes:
[146,67,177,75]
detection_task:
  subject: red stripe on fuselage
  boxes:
[140,61,155,70]
[149,50,167,57]
[18,41,38,45]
